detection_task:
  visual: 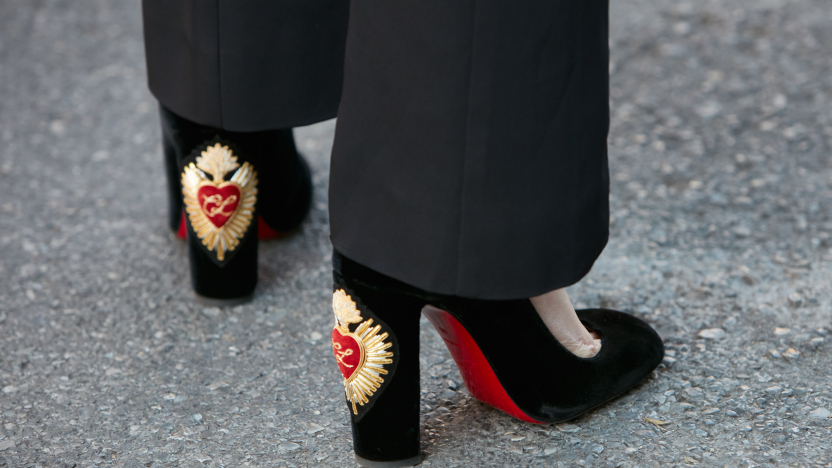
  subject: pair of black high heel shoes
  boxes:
[160,105,312,305]
[158,106,664,466]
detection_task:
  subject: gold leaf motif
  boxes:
[181,143,257,261]
[196,143,240,182]
[333,289,363,330]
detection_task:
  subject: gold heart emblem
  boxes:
[182,143,258,261]
[332,289,394,414]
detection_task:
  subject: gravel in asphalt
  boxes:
[1,0,831,466]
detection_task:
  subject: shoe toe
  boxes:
[579,308,664,369]
[566,309,664,411]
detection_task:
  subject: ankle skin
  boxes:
[530,290,602,358]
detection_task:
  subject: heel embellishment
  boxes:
[332,289,394,415]
[177,211,286,241]
[182,143,258,262]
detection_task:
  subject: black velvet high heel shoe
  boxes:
[159,105,313,305]
[329,250,664,466]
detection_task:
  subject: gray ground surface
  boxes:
[1,0,831,466]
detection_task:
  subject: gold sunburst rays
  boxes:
[181,143,258,261]
[331,289,395,415]
[344,318,394,414]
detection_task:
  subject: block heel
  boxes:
[330,272,424,466]
[181,139,259,303]
[158,105,314,303]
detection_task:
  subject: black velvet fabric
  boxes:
[333,274,422,462]
[334,250,664,427]
[159,105,312,234]
[330,0,611,300]
[188,216,258,300]
[179,137,258,298]
[162,129,183,233]
[142,0,349,131]
[159,105,313,300]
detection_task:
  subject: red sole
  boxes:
[422,305,544,424]
[176,211,285,240]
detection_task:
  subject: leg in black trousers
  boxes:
[141,0,349,303]
[326,1,663,465]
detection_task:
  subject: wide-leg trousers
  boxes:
[142,0,611,300]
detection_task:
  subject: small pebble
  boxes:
[807,408,830,419]
[278,442,301,453]
[726,410,738,417]
[732,226,751,237]
[698,328,726,340]
[783,348,800,359]
[557,424,581,433]
[787,293,803,307]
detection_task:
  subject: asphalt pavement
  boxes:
[1,0,831,466]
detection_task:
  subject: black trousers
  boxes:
[141,0,349,131]
[143,0,610,300]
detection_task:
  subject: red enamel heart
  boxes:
[197,183,241,228]
[332,327,363,381]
